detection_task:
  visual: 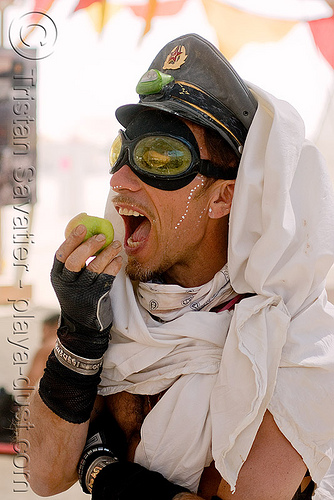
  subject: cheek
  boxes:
[173,178,207,231]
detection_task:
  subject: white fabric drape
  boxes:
[219,83,334,493]
[99,265,234,490]
[101,83,334,497]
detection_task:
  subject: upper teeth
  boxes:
[119,207,144,217]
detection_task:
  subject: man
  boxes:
[19,34,334,500]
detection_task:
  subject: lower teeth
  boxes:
[127,237,141,248]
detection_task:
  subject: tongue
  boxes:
[131,219,151,242]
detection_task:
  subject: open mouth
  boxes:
[118,207,151,249]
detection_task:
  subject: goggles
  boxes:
[109,129,228,191]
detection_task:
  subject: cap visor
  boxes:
[116,101,242,156]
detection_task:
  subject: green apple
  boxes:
[65,212,114,253]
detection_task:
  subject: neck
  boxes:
[163,220,228,288]
[163,261,226,288]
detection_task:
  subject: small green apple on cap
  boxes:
[65,213,114,254]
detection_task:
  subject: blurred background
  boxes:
[0,0,333,497]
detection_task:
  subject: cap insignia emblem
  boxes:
[163,45,187,70]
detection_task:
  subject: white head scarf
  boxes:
[103,83,334,497]
[212,82,334,493]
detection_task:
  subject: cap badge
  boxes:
[163,45,187,70]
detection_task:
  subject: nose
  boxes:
[110,164,142,193]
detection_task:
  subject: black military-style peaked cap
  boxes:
[116,33,258,157]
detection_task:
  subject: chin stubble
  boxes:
[125,255,172,283]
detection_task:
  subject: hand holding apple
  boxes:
[50,212,122,332]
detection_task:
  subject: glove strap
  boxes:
[57,313,111,359]
[54,338,103,375]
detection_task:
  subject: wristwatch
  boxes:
[85,454,118,493]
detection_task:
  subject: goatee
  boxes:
[125,256,170,283]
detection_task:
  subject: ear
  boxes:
[208,180,235,219]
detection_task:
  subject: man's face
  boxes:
[110,120,224,286]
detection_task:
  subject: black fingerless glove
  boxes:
[91,462,190,500]
[39,257,116,423]
[50,257,115,332]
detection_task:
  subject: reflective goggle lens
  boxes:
[110,134,122,167]
[110,132,193,178]
[134,136,192,176]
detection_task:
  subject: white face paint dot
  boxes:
[174,180,205,230]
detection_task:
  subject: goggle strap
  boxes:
[199,160,233,180]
